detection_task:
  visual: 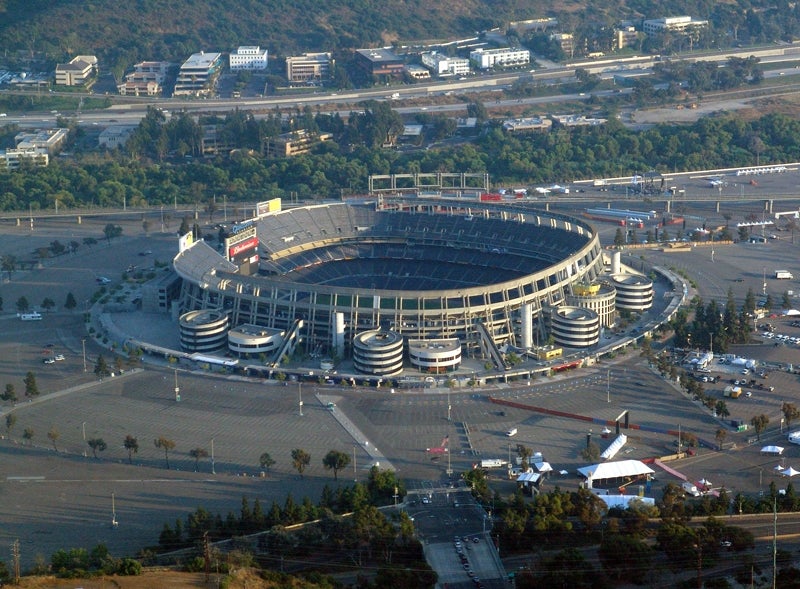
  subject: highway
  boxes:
[4,42,800,131]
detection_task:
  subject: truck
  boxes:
[506,428,518,437]
[775,270,794,280]
[682,481,701,497]
[724,385,742,398]
[479,459,507,469]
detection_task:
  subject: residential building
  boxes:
[201,125,237,155]
[265,130,333,157]
[0,147,49,169]
[98,126,136,149]
[502,117,552,133]
[229,46,269,70]
[55,55,97,86]
[173,51,223,97]
[117,61,171,96]
[285,52,333,84]
[15,128,69,154]
[550,33,576,58]
[642,16,708,36]
[469,47,530,70]
[355,48,405,77]
[421,52,470,77]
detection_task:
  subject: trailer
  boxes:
[775,270,794,280]
[478,459,508,469]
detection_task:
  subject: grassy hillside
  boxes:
[0,0,628,71]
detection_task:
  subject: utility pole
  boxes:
[211,438,215,475]
[353,444,357,482]
[81,338,87,372]
[12,539,20,584]
[606,369,611,403]
[174,369,180,402]
[447,389,451,421]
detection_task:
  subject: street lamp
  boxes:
[606,369,611,403]
[174,370,180,402]
[81,338,87,372]
[298,382,303,416]
[211,438,215,474]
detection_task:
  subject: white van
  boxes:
[506,428,518,437]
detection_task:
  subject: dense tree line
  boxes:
[2,111,800,212]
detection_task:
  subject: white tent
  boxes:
[762,445,785,455]
[533,461,553,473]
[577,460,654,487]
[698,478,712,487]
[781,467,800,477]
[782,309,800,316]
[601,434,628,460]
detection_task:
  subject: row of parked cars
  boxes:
[454,536,484,588]
[762,331,800,345]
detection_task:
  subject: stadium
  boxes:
[173,198,605,375]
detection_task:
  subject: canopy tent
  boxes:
[601,434,628,460]
[762,445,785,455]
[781,467,800,477]
[577,460,654,486]
[594,494,656,509]
[782,309,800,316]
[533,461,553,473]
[775,464,786,471]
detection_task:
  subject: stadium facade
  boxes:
[173,199,606,372]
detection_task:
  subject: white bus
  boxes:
[18,312,42,321]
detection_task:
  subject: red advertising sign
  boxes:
[229,236,258,258]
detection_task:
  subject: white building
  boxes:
[469,47,530,70]
[174,51,223,97]
[15,128,69,153]
[421,52,470,76]
[98,126,136,150]
[0,148,48,169]
[642,16,708,35]
[229,46,269,71]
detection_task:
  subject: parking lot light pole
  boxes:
[211,438,215,474]
[298,382,303,416]
[81,338,87,372]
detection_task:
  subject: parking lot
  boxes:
[2,199,800,569]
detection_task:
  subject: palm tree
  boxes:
[22,427,34,445]
[715,428,727,451]
[189,447,209,471]
[123,435,139,464]
[750,414,770,441]
[155,436,176,469]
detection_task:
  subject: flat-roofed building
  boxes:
[15,128,69,153]
[470,47,530,70]
[355,48,405,77]
[55,55,97,86]
[614,26,640,50]
[549,33,575,58]
[265,129,333,158]
[286,52,332,84]
[405,64,431,80]
[408,338,462,373]
[0,147,48,169]
[642,16,708,35]
[229,46,269,71]
[228,324,284,358]
[174,51,223,97]
[421,52,470,77]
[551,114,608,127]
[118,61,171,96]
[502,116,552,133]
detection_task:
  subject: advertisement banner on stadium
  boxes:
[228,236,258,258]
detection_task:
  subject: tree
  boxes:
[155,436,176,469]
[516,443,534,469]
[15,296,29,313]
[41,297,55,312]
[87,438,107,458]
[22,427,34,445]
[5,413,16,437]
[23,371,39,398]
[750,414,770,440]
[189,447,209,471]
[103,223,123,244]
[2,383,16,402]
[259,452,275,473]
[614,227,625,246]
[291,448,311,478]
[94,355,111,378]
[47,427,60,452]
[123,435,139,464]
[782,402,800,429]
[64,292,77,311]
[715,428,728,450]
[322,449,350,481]
[599,534,653,584]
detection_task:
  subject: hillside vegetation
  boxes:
[0,0,629,70]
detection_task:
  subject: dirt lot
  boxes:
[16,568,292,588]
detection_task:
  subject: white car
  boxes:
[54,354,65,361]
